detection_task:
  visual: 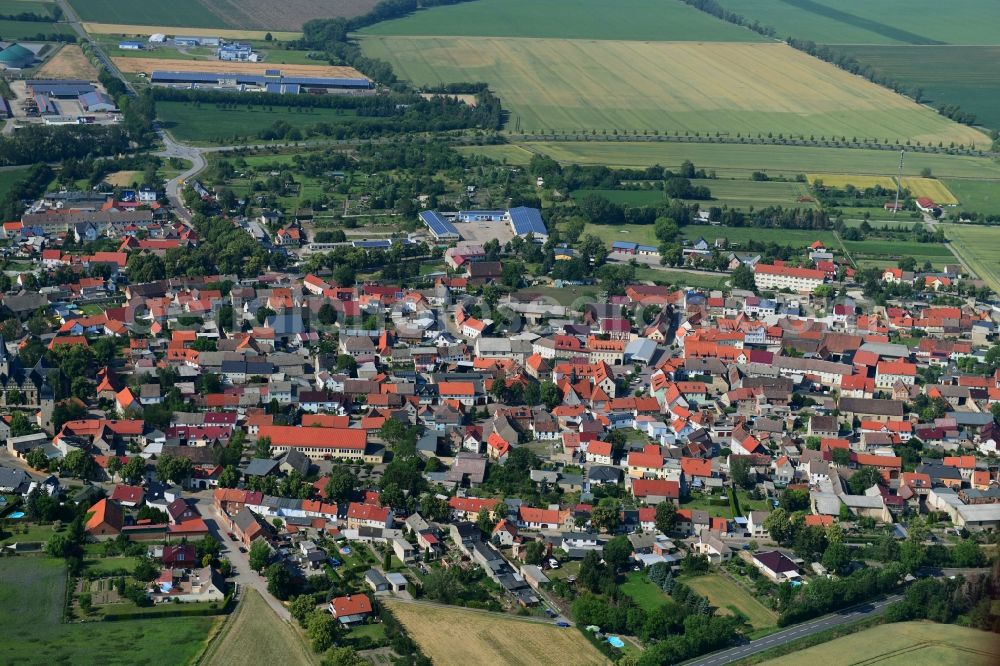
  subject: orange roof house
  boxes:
[85,498,124,538]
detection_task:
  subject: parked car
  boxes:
[556,621,570,627]
[238,546,247,553]
[227,532,237,541]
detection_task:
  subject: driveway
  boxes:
[195,496,292,622]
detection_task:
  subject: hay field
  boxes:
[84,23,301,40]
[361,37,989,146]
[386,601,608,666]
[899,177,958,204]
[112,57,366,79]
[807,174,896,189]
[942,224,1000,294]
[36,44,99,80]
[764,621,999,666]
[944,180,1000,215]
[201,590,316,666]
[103,171,141,186]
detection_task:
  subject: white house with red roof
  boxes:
[346,502,393,530]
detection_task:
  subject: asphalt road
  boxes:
[684,594,902,666]
[194,495,292,622]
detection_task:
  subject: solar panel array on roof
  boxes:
[508,207,548,237]
[27,80,95,97]
[150,71,371,90]
[420,211,459,240]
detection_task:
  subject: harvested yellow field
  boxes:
[85,24,301,40]
[104,171,141,187]
[386,601,608,666]
[362,37,990,146]
[807,173,896,189]
[899,177,958,204]
[37,45,99,80]
[112,57,367,80]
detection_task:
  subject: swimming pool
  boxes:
[9,511,25,519]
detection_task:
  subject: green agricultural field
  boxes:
[361,38,986,145]
[683,574,777,629]
[0,17,72,38]
[0,0,56,16]
[0,557,219,665]
[157,101,358,143]
[683,224,838,249]
[67,0,229,28]
[942,224,1000,294]
[622,571,669,612]
[765,621,999,666]
[360,0,763,41]
[687,179,815,209]
[498,142,1000,180]
[713,0,1000,45]
[946,180,1000,215]
[458,143,535,165]
[202,589,316,666]
[837,45,1000,131]
[571,189,665,206]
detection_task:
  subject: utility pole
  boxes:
[891,150,904,214]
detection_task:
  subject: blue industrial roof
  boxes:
[420,211,459,238]
[151,71,371,89]
[508,206,548,237]
[612,241,637,250]
[353,240,393,249]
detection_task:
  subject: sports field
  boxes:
[112,57,366,79]
[942,224,1000,294]
[945,180,1000,215]
[386,601,607,666]
[484,142,1000,180]
[684,574,777,630]
[360,0,763,42]
[0,556,218,665]
[712,0,1000,45]
[202,589,316,666]
[837,45,1000,131]
[361,38,986,145]
[70,0,375,30]
[765,621,999,666]
[157,101,358,143]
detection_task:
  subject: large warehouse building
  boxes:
[150,70,373,94]
[422,207,548,242]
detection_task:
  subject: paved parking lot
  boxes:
[458,220,514,245]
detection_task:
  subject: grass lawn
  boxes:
[0,18,73,38]
[763,620,999,666]
[0,556,219,665]
[942,224,1000,295]
[505,142,1000,180]
[572,188,665,206]
[0,521,58,546]
[386,600,606,666]
[681,490,770,519]
[359,0,764,41]
[621,571,669,612]
[362,37,985,145]
[683,573,777,629]
[347,622,386,642]
[157,101,358,144]
[632,267,729,290]
[84,556,139,575]
[202,588,316,666]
